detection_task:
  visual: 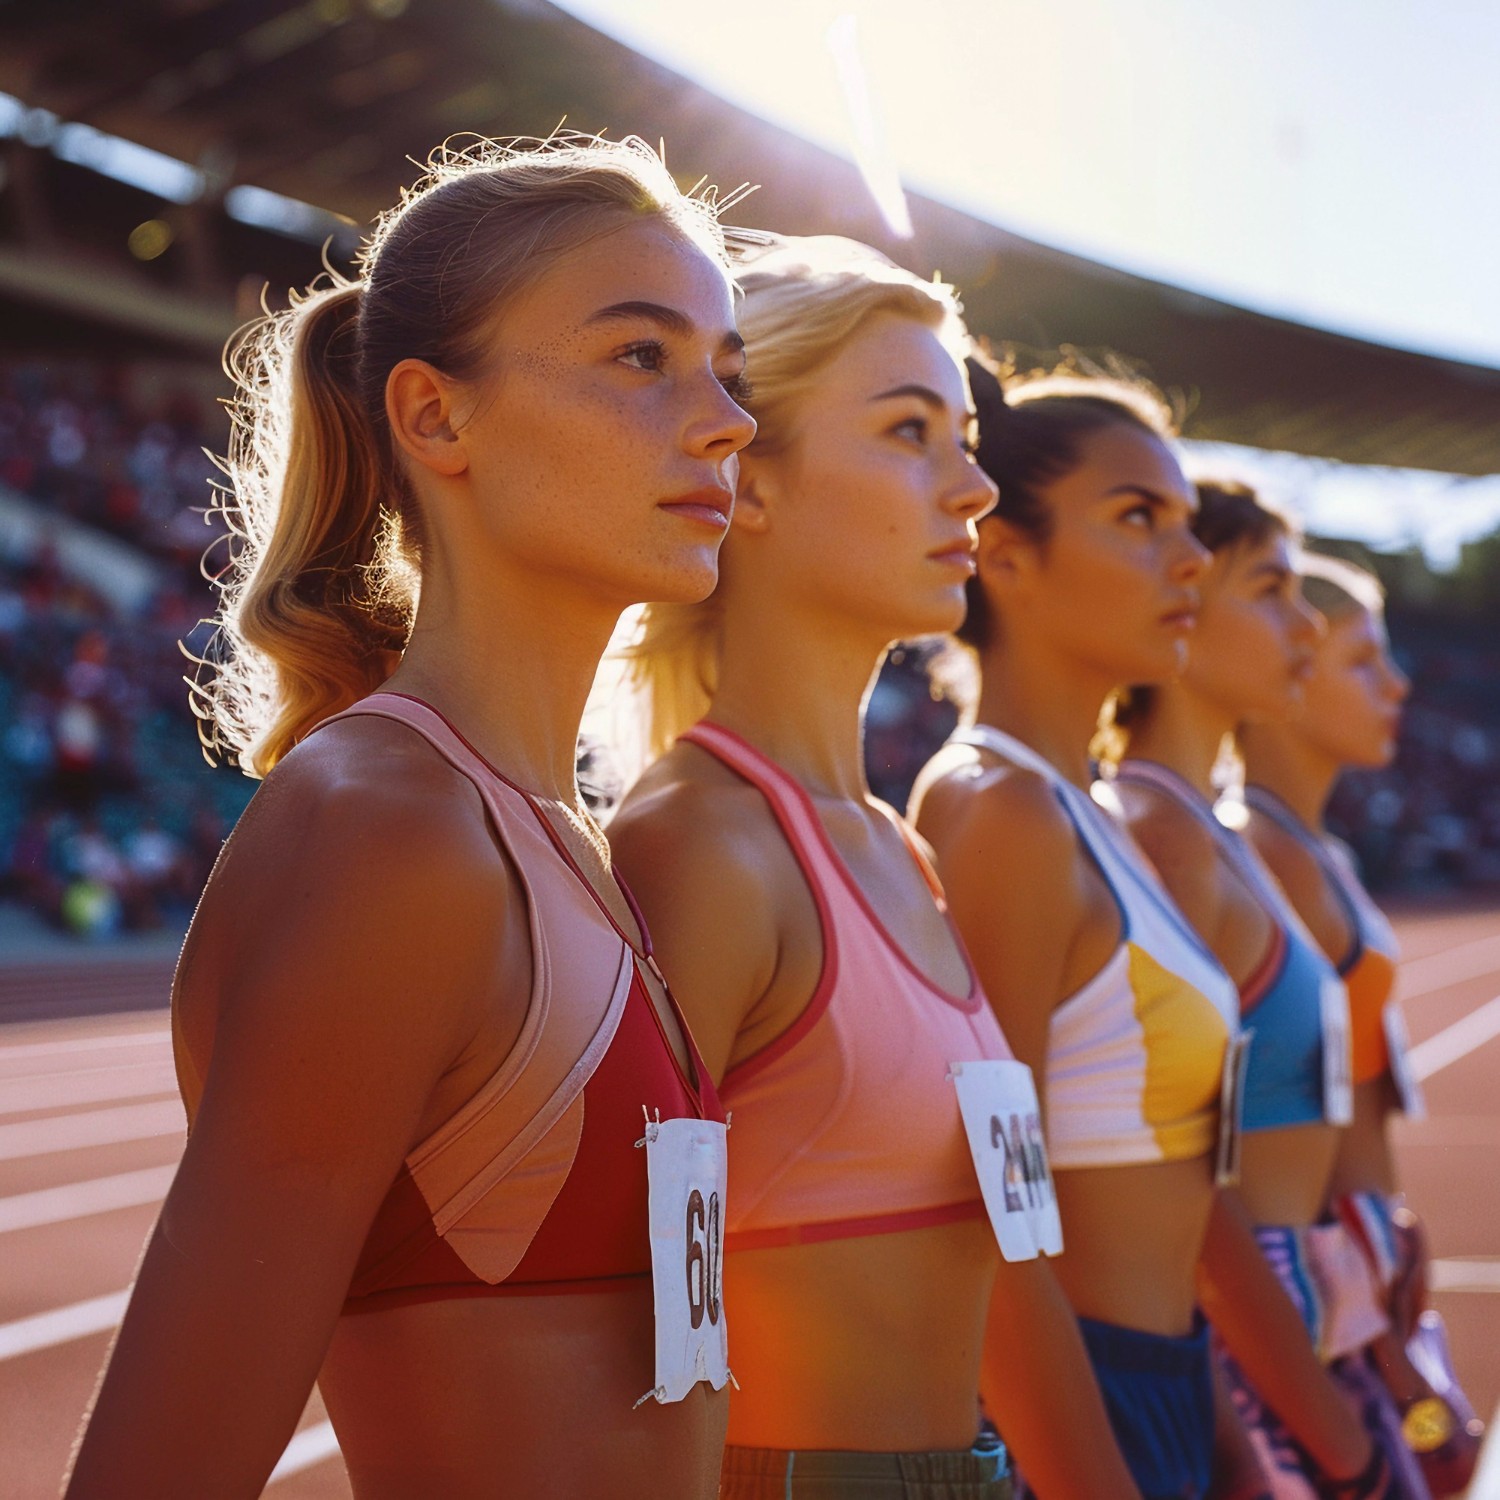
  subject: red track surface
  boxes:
[1,900,1497,1499]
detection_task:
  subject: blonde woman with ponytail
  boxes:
[65,135,755,1500]
[610,236,1139,1499]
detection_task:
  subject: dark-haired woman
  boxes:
[1237,554,1480,1497]
[1109,481,1403,1497]
[65,136,756,1499]
[914,371,1379,1500]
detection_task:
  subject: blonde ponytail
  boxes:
[193,133,738,777]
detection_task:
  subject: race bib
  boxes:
[1320,974,1354,1126]
[635,1114,731,1406]
[1383,1003,1427,1120]
[952,1060,1063,1261]
[1216,1029,1254,1187]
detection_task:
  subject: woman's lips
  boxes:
[659,485,733,528]
[928,539,977,573]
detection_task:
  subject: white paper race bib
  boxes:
[951,1060,1063,1261]
[1320,974,1354,1126]
[635,1115,731,1406]
[1216,1029,1254,1187]
[1383,1003,1427,1120]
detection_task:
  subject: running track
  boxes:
[2,901,1498,1498]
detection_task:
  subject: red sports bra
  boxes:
[308,695,723,1310]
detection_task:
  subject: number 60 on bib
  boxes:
[637,1115,731,1406]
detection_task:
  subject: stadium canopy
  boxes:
[2,0,1498,474]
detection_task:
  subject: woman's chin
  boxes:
[644,556,724,607]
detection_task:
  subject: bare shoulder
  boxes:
[1244,808,1325,910]
[912,744,1092,918]
[1110,776,1230,934]
[180,714,523,1071]
[610,741,789,920]
[1244,806,1350,957]
[1110,776,1219,881]
[204,715,508,930]
[915,743,1081,878]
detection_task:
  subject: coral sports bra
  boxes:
[1113,760,1350,1135]
[953,726,1239,1170]
[680,722,1011,1251]
[1241,785,1399,1088]
[264,694,724,1308]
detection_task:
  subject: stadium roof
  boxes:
[2,0,1498,475]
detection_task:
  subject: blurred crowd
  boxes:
[0,359,1496,941]
[0,362,250,939]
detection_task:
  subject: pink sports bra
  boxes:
[261,694,724,1308]
[680,722,1012,1252]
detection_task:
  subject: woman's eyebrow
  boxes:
[584,300,744,355]
[870,382,948,409]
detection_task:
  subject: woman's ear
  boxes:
[730,452,775,535]
[386,359,469,478]
[975,515,1039,596]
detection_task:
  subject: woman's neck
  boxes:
[388,544,620,805]
[973,634,1118,789]
[1123,684,1235,801]
[706,599,884,803]
[1239,724,1340,831]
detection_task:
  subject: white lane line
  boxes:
[0,1289,129,1360]
[0,1099,185,1162]
[1409,992,1500,1081]
[1429,1257,1500,1293]
[0,1164,173,1234]
[1400,930,1500,1002]
[268,1422,342,1484]
[1469,1401,1500,1500]
[0,1029,170,1064]
[0,1291,344,1483]
[0,1064,180,1117]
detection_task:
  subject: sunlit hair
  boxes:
[195,132,741,777]
[1299,549,1384,622]
[958,354,1178,653]
[1100,476,1300,764]
[619,234,969,762]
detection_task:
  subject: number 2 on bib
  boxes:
[952,1060,1064,1261]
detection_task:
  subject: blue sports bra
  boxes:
[1112,761,1352,1134]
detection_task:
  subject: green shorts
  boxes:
[721,1434,1013,1498]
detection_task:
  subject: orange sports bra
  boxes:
[679,722,1012,1252]
[1241,785,1398,1086]
[276,695,724,1309]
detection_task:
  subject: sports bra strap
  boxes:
[680,721,851,891]
[952,723,1064,785]
[1115,759,1289,914]
[311,692,633,1249]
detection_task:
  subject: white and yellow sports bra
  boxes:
[954,725,1241,1170]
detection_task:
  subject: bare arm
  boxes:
[65,754,522,1498]
[983,1258,1142,1499]
[920,766,1140,1498]
[610,767,783,1084]
[1197,1190,1373,1479]
[916,764,1089,1084]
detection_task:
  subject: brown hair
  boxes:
[1299,549,1384,623]
[958,357,1177,652]
[196,133,737,777]
[1101,476,1299,758]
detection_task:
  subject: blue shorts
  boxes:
[1078,1313,1214,1500]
